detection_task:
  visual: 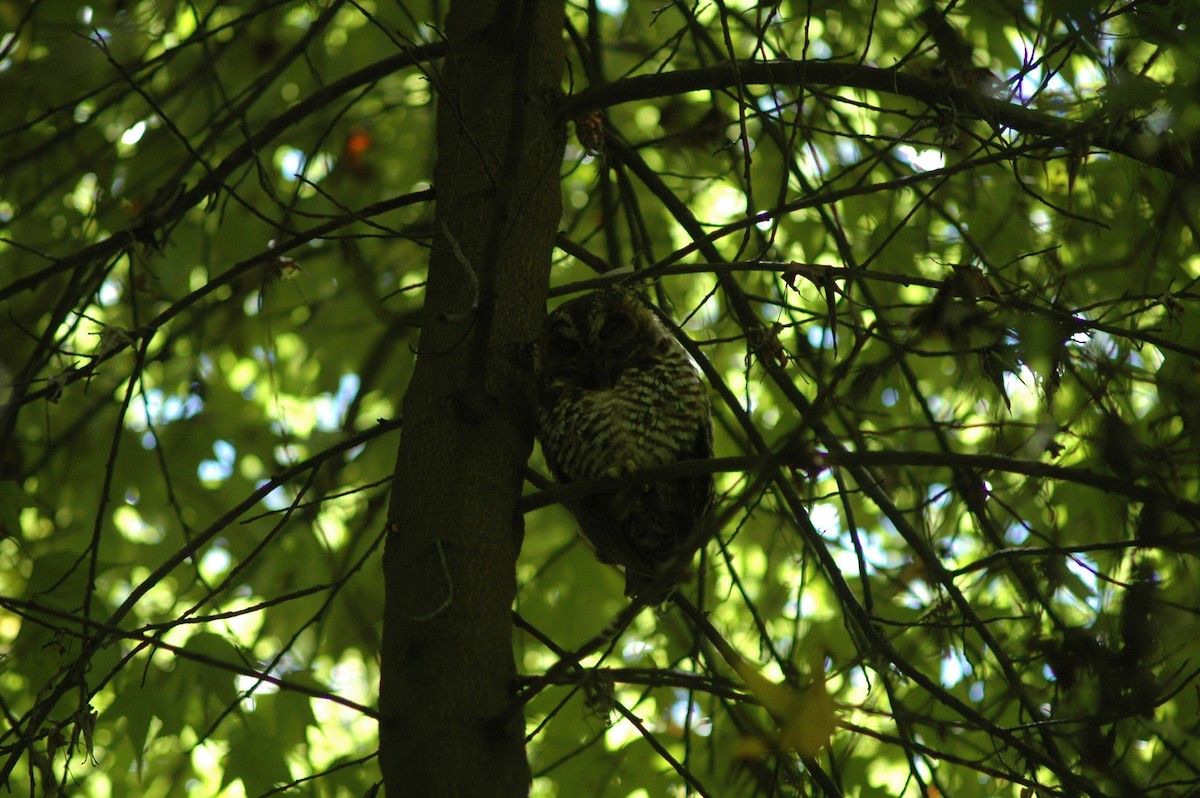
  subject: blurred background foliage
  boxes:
[1,0,1199,796]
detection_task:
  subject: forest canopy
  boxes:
[2,1,1199,796]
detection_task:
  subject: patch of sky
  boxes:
[1010,67,1042,103]
[251,345,276,366]
[314,373,362,432]
[895,144,945,173]
[1030,208,1052,235]
[234,675,274,709]
[258,480,293,512]
[1067,328,1095,354]
[199,544,231,581]
[273,443,306,467]
[622,638,653,662]
[127,387,205,432]
[198,439,236,483]
[1070,326,1119,363]
[251,651,301,690]
[836,139,861,164]
[1145,108,1171,135]
[108,579,133,607]
[927,483,952,512]
[597,0,626,18]
[1063,552,1101,613]
[121,120,147,147]
[940,647,974,688]
[1000,27,1043,102]
[670,694,712,736]
[793,591,827,621]
[896,577,935,609]
[806,324,836,350]
[1042,663,1057,684]
[705,183,751,223]
[808,39,832,60]
[1003,367,1033,410]
[110,168,126,197]
[1003,520,1032,544]
[327,657,373,707]
[798,145,830,176]
[756,91,788,116]
[278,147,305,181]
[277,146,334,185]
[98,277,122,307]
[926,393,953,422]
[934,216,964,242]
[413,23,438,42]
[809,502,841,536]
[833,526,894,580]
[1072,329,1156,379]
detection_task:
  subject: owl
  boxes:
[534,286,714,600]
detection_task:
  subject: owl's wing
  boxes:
[547,467,711,601]
[685,412,716,527]
[560,488,659,583]
[648,419,717,596]
[621,418,716,601]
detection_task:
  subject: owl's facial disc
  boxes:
[543,324,581,363]
[596,310,634,344]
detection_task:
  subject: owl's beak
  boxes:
[597,357,628,388]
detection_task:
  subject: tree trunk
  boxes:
[378,2,565,796]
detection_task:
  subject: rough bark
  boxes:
[378,2,565,796]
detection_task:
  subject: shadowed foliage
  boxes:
[2,1,1199,796]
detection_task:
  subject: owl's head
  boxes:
[535,287,671,390]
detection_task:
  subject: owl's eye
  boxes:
[546,332,581,360]
[597,313,634,342]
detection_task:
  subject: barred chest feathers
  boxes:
[533,287,714,598]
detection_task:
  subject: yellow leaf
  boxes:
[781,681,837,757]
[732,735,773,761]
[734,660,837,757]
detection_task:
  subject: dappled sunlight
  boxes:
[2,0,1199,795]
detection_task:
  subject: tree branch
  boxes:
[567,59,1196,179]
